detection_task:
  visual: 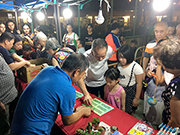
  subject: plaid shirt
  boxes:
[0,55,17,105]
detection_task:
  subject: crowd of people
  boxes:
[0,19,180,134]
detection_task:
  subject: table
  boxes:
[55,85,158,135]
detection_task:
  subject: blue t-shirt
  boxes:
[0,46,14,64]
[11,66,76,135]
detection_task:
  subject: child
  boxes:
[77,40,85,54]
[104,67,126,111]
[23,44,36,60]
[116,45,143,114]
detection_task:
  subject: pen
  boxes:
[169,128,176,135]
[158,123,164,128]
[161,126,169,135]
[156,124,166,135]
[165,127,172,135]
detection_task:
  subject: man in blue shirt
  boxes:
[10,53,93,135]
[0,32,30,71]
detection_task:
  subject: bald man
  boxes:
[142,22,168,73]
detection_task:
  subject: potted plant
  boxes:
[93,131,101,135]
[98,126,106,135]
[76,128,84,135]
[85,122,93,133]
[110,126,118,133]
[91,118,100,130]
[82,131,89,135]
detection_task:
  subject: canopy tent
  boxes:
[0,0,93,43]
[0,0,52,10]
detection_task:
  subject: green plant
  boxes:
[111,126,118,131]
[98,127,105,132]
[91,118,100,125]
[85,122,92,131]
[76,128,84,134]
[93,131,101,135]
[82,131,89,135]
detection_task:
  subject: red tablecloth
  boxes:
[55,85,158,135]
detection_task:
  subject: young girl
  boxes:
[62,23,79,52]
[104,67,126,111]
[116,45,143,114]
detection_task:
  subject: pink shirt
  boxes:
[105,85,124,110]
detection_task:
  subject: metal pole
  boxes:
[13,0,19,30]
[30,13,34,33]
[53,0,62,44]
[133,0,138,36]
[110,0,113,22]
[14,8,19,30]
[78,1,81,38]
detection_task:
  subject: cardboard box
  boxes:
[17,58,52,83]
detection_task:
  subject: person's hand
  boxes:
[146,70,154,78]
[84,107,93,117]
[25,36,30,40]
[16,30,21,34]
[83,94,93,106]
[76,106,85,112]
[0,102,6,113]
[133,98,139,107]
[25,61,31,67]
[41,63,49,69]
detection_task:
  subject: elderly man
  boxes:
[142,22,168,72]
[11,53,93,134]
[78,38,113,104]
[143,22,168,126]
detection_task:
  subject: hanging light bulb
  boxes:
[153,0,170,12]
[28,16,32,23]
[63,8,72,19]
[36,11,45,21]
[95,8,105,25]
[21,11,28,19]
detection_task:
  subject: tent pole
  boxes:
[133,0,138,36]
[78,2,81,38]
[53,1,62,44]
[110,0,113,22]
[13,0,19,30]
[30,13,34,33]
[14,8,19,30]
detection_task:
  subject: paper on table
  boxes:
[82,98,114,116]
[76,91,83,99]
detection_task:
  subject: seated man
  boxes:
[0,32,30,71]
[10,53,93,134]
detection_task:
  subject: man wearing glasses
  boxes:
[78,38,113,105]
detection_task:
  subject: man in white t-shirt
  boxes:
[78,38,113,103]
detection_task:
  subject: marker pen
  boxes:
[161,126,169,135]
[156,124,166,135]
[165,127,172,135]
[169,128,176,135]
[158,123,164,128]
